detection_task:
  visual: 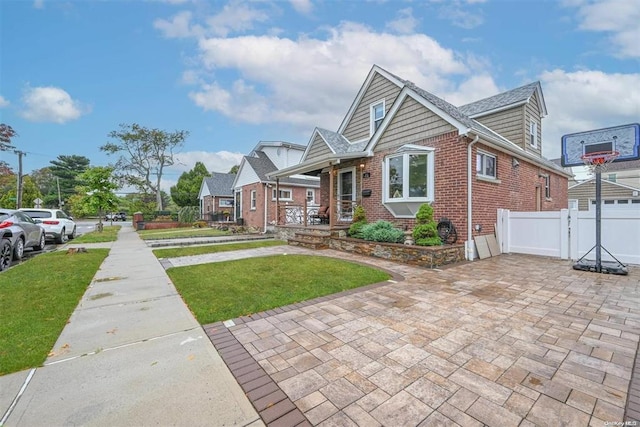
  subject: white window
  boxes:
[370,100,385,135]
[544,175,551,198]
[272,188,292,201]
[384,152,434,202]
[608,173,617,183]
[476,151,497,179]
[250,190,257,210]
[306,189,315,204]
[530,121,538,148]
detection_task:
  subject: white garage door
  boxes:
[589,199,640,211]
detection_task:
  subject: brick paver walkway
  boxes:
[168,248,639,426]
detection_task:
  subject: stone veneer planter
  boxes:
[329,237,465,269]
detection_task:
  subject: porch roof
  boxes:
[267,152,368,179]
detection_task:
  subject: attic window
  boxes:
[530,121,538,148]
[370,100,385,135]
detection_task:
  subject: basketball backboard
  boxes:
[561,123,640,167]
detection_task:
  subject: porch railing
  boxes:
[336,200,357,223]
[278,204,321,225]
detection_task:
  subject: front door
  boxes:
[338,168,356,220]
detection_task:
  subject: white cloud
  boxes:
[33,0,44,9]
[438,1,484,29]
[154,11,204,39]
[289,0,313,14]
[174,150,245,172]
[20,86,89,123]
[569,0,640,58]
[0,95,9,108]
[205,2,270,37]
[540,69,640,159]
[188,22,482,130]
[385,8,419,35]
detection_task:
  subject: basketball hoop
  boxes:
[580,150,619,174]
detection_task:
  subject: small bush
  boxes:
[361,220,405,243]
[348,220,367,238]
[192,220,208,228]
[352,205,366,223]
[413,204,441,246]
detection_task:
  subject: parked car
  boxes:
[105,211,126,221]
[0,209,46,260]
[19,208,77,244]
[0,229,13,271]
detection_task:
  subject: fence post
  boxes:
[496,209,509,254]
[569,208,579,261]
[560,209,569,259]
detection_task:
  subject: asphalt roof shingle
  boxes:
[458,82,541,117]
[203,172,235,196]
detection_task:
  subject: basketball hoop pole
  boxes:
[594,168,602,272]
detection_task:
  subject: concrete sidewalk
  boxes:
[1,226,263,426]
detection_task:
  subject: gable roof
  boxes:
[272,65,569,178]
[458,81,547,118]
[569,176,640,191]
[607,158,640,172]
[202,172,235,197]
[244,151,319,186]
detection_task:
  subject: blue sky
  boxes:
[1,0,639,188]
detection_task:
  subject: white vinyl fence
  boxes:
[497,209,640,265]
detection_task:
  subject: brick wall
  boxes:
[239,183,317,229]
[318,131,568,240]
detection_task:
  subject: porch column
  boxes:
[275,178,280,225]
[329,168,335,228]
[303,196,308,227]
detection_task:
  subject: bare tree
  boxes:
[101,123,189,210]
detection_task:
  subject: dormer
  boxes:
[459,81,546,156]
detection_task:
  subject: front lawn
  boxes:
[166,254,390,324]
[73,225,120,243]
[153,240,286,258]
[0,249,109,375]
[138,227,230,240]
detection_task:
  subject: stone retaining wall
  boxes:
[329,237,465,269]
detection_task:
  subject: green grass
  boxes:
[166,254,390,324]
[153,240,286,258]
[138,227,230,240]
[72,225,121,243]
[0,249,109,375]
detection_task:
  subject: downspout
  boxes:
[466,134,480,260]
[263,183,269,233]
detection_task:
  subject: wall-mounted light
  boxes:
[359,163,365,169]
[474,224,482,232]
[512,158,520,168]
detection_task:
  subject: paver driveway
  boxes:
[191,249,640,426]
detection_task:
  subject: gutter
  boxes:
[466,133,480,260]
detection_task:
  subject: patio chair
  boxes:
[310,206,330,224]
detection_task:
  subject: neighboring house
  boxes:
[568,178,640,212]
[270,65,570,258]
[198,172,235,221]
[232,141,320,231]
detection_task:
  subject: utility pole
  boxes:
[14,150,26,209]
[57,177,62,208]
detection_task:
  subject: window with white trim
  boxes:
[543,175,551,198]
[608,173,617,183]
[530,121,538,148]
[250,190,257,210]
[272,188,292,201]
[476,151,497,179]
[384,152,433,202]
[306,189,315,204]
[370,100,385,135]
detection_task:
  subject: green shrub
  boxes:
[348,220,367,238]
[192,220,208,228]
[352,205,366,223]
[413,204,441,246]
[178,206,200,223]
[361,220,405,243]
